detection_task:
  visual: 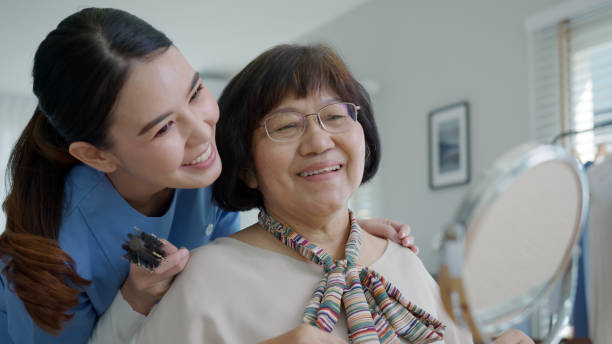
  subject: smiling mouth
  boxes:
[298,164,342,177]
[183,145,212,166]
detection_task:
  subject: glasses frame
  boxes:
[261,102,360,142]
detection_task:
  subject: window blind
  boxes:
[529,4,612,162]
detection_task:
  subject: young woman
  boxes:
[0,8,415,344]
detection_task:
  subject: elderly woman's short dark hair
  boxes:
[213,44,381,211]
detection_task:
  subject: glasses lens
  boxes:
[265,112,304,141]
[319,103,357,132]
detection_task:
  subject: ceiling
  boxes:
[0,0,370,95]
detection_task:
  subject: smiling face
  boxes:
[103,46,221,195]
[247,89,366,222]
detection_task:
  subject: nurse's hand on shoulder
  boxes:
[259,324,346,344]
[358,218,419,254]
[120,239,190,315]
[493,329,535,344]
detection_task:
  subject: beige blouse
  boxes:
[136,237,473,343]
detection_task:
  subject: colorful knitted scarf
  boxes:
[258,209,446,344]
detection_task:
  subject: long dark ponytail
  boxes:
[0,8,172,334]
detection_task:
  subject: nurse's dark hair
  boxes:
[213,44,381,211]
[0,8,172,334]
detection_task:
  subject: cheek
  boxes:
[349,128,367,175]
[121,138,185,172]
[252,143,293,189]
[152,139,185,169]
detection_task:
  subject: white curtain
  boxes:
[0,92,36,234]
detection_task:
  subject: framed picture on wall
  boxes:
[428,101,470,189]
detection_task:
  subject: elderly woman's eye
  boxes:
[325,114,346,121]
[275,123,299,132]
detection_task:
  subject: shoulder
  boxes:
[62,164,107,216]
[371,241,441,302]
[184,237,248,275]
[58,166,120,280]
[375,241,434,279]
[173,187,240,237]
[149,237,261,318]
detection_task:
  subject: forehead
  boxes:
[111,47,194,128]
[271,88,341,111]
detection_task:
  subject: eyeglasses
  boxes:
[261,102,360,142]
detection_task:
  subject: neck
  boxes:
[105,172,174,217]
[264,206,351,260]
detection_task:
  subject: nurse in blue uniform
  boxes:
[0,8,415,344]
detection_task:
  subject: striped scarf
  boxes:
[258,209,446,344]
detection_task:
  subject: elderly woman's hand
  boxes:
[492,329,535,344]
[120,239,190,315]
[358,218,419,254]
[259,324,347,344]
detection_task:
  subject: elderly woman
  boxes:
[134,44,531,344]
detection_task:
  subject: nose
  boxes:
[298,115,334,156]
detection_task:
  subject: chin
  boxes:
[179,163,222,189]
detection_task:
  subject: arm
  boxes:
[1,265,97,344]
[0,275,14,344]
[89,240,189,344]
[88,292,143,344]
[3,293,97,344]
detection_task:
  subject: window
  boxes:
[529,2,612,163]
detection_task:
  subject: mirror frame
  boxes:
[437,144,589,343]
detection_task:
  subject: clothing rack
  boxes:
[552,119,612,144]
[548,115,612,342]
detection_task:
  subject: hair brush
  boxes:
[121,227,167,271]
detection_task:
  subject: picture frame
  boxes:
[428,101,470,190]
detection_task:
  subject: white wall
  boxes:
[298,0,563,272]
[0,93,37,234]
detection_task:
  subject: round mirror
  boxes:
[437,144,589,343]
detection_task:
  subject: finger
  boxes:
[153,247,189,277]
[367,218,397,239]
[389,221,412,239]
[159,238,178,255]
[401,237,420,254]
[401,236,414,247]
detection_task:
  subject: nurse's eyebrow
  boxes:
[138,72,201,136]
[138,112,171,136]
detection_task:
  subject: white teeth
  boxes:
[187,145,212,165]
[298,165,341,177]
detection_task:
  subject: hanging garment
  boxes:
[570,161,592,338]
[586,153,612,343]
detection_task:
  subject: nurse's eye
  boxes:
[190,85,204,102]
[154,121,174,138]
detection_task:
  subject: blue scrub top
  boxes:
[0,164,240,344]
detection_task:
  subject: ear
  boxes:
[68,141,118,173]
[239,168,258,189]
